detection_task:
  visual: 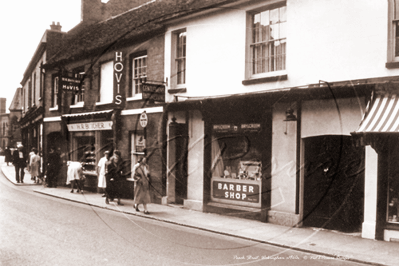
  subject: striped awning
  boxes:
[355,94,399,133]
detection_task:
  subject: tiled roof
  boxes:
[46,0,236,66]
[9,88,22,111]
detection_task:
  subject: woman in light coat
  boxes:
[133,157,151,214]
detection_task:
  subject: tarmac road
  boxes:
[0,169,367,266]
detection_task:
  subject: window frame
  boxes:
[128,52,147,100]
[171,29,187,90]
[130,131,145,179]
[388,0,399,66]
[98,60,114,104]
[246,2,287,79]
[71,68,85,106]
[51,75,59,109]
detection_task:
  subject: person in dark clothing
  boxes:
[105,150,124,205]
[46,147,61,188]
[13,144,28,183]
[4,146,12,166]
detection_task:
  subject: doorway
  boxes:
[303,135,364,232]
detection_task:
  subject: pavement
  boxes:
[2,159,399,266]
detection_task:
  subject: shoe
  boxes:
[77,189,80,193]
[102,194,106,197]
[117,202,124,206]
[144,211,150,215]
[134,204,140,212]
[70,190,74,193]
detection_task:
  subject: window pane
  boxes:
[280,21,287,39]
[270,24,279,40]
[270,8,279,24]
[280,6,287,22]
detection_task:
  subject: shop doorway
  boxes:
[303,135,364,232]
[168,122,188,204]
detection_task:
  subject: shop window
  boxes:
[99,61,113,104]
[51,76,59,108]
[171,30,186,90]
[130,132,145,178]
[211,124,263,180]
[129,54,147,98]
[248,4,286,77]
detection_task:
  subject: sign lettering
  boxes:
[113,52,125,108]
[67,121,113,132]
[212,181,260,203]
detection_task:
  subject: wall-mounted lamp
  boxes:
[284,106,297,135]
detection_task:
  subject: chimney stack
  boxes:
[50,22,62,32]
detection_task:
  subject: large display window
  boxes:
[210,123,263,208]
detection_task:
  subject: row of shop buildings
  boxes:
[13,0,399,242]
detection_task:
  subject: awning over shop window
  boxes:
[355,94,399,133]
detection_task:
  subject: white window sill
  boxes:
[96,102,113,106]
[250,70,287,79]
[49,106,58,112]
[70,102,84,108]
[127,94,143,101]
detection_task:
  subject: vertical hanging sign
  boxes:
[113,51,125,109]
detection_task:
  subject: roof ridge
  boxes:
[101,0,157,24]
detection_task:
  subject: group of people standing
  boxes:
[96,150,151,214]
[4,144,62,185]
[4,144,45,184]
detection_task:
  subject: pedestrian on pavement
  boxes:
[4,146,12,166]
[46,147,61,188]
[28,148,36,180]
[97,150,109,197]
[13,144,28,183]
[133,157,151,214]
[105,150,124,205]
[29,148,41,184]
[67,161,84,193]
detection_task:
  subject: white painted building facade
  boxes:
[163,0,399,241]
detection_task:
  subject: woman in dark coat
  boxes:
[4,146,12,166]
[133,157,151,214]
[105,150,124,205]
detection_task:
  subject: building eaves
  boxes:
[45,0,239,68]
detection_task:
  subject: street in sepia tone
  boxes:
[2,0,399,265]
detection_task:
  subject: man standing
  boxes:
[46,147,61,188]
[13,144,27,183]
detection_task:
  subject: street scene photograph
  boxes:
[1,0,399,265]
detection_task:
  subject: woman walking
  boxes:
[133,157,151,214]
[30,149,41,183]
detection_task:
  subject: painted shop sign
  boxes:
[213,123,261,133]
[67,121,113,131]
[142,83,165,102]
[212,180,260,203]
[60,75,83,91]
[113,52,125,108]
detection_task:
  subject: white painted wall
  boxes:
[302,97,366,138]
[271,102,297,213]
[165,0,396,100]
[186,110,204,202]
